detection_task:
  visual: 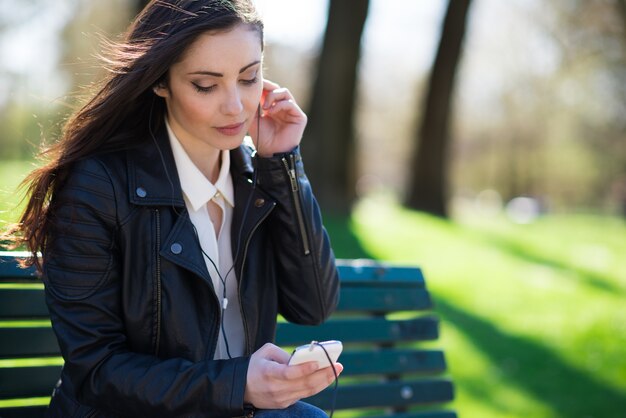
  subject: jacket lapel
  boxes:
[160,210,215,288]
[126,128,212,286]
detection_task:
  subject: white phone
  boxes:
[288,340,343,369]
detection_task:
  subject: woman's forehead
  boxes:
[175,25,263,73]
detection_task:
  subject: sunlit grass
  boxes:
[0,357,63,368]
[0,160,36,228]
[0,397,50,408]
[339,196,626,418]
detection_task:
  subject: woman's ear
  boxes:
[152,83,169,98]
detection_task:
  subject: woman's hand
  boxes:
[244,343,343,409]
[248,79,307,158]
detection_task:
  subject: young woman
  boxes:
[8,0,341,416]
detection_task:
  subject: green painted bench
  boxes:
[0,251,456,417]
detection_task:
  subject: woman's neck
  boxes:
[167,119,222,183]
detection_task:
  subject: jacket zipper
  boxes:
[281,155,311,256]
[238,207,273,355]
[154,209,162,357]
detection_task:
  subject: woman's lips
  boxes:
[215,122,245,136]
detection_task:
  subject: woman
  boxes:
[8,0,341,416]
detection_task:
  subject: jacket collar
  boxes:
[127,125,257,208]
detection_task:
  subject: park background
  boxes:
[0,0,625,417]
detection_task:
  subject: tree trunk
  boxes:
[301,0,370,215]
[404,0,472,217]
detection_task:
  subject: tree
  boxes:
[301,0,370,215]
[404,0,472,217]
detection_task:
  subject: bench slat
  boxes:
[0,287,427,318]
[0,286,431,320]
[0,349,446,401]
[306,378,454,410]
[276,316,439,346]
[0,255,427,283]
[0,253,37,281]
[0,328,59,358]
[338,349,446,376]
[337,261,425,283]
[0,405,48,418]
[0,366,60,399]
[0,288,48,319]
[338,287,432,312]
[0,317,439,358]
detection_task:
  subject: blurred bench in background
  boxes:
[0,251,456,417]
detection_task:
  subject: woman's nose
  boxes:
[221,88,244,115]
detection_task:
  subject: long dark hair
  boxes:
[4,0,263,270]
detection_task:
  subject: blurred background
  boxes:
[0,0,625,417]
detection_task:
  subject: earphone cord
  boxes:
[189,105,263,359]
[150,101,263,359]
[314,342,339,418]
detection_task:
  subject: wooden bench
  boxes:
[0,251,456,418]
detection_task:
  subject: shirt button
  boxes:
[254,198,265,207]
[170,243,183,254]
[136,187,147,198]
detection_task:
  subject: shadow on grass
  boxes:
[436,300,626,418]
[323,215,373,260]
[472,231,623,295]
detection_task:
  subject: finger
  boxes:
[263,88,295,110]
[287,364,343,401]
[260,80,280,108]
[263,79,281,91]
[283,361,319,380]
[266,99,304,118]
[329,362,343,377]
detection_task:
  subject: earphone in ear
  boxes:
[153,81,167,95]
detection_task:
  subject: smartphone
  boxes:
[288,340,343,369]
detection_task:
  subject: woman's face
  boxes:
[156,24,263,153]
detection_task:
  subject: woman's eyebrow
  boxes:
[188,60,261,77]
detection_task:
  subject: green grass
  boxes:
[326,196,626,418]
[0,160,37,229]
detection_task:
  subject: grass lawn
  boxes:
[330,196,626,418]
[0,160,38,230]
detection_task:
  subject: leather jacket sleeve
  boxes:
[255,147,340,325]
[43,158,249,417]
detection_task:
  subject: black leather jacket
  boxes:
[43,128,339,417]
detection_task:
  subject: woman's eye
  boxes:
[240,76,258,85]
[192,83,216,93]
